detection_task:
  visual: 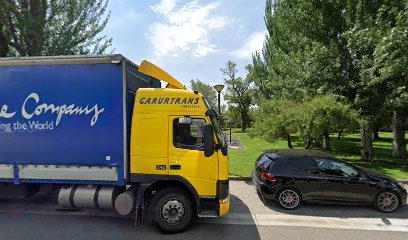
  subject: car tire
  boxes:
[373,190,400,213]
[257,190,267,203]
[151,187,194,233]
[276,188,302,210]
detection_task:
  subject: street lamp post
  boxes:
[228,118,235,143]
[213,84,224,116]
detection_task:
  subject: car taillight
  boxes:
[260,171,277,182]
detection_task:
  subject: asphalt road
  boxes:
[0,181,407,240]
[0,213,406,240]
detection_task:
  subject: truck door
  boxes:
[168,116,219,197]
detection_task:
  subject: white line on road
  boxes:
[199,213,408,232]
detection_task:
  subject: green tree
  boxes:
[189,79,218,110]
[252,96,359,150]
[0,0,112,56]
[251,99,300,148]
[0,3,10,57]
[346,0,407,160]
[301,96,359,150]
[221,61,253,132]
[251,0,408,161]
[369,4,408,158]
[226,107,242,129]
[250,0,309,101]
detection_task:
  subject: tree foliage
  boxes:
[189,79,218,110]
[251,99,300,148]
[221,61,253,132]
[0,0,112,57]
[252,96,358,150]
[251,0,408,160]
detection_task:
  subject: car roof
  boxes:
[263,149,337,159]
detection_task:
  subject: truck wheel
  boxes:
[151,187,194,233]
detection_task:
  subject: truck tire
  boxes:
[151,187,194,233]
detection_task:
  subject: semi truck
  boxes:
[0,55,230,233]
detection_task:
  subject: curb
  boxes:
[229,176,408,184]
[229,176,251,181]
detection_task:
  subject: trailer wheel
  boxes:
[151,187,194,233]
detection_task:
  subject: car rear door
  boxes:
[286,158,323,200]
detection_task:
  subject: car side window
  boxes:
[316,159,359,177]
[287,158,319,174]
[173,118,206,150]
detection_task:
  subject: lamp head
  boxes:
[214,84,225,93]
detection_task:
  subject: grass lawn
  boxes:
[228,131,408,180]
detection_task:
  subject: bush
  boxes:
[251,95,359,150]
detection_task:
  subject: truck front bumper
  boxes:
[219,195,230,217]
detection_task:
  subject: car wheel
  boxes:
[151,187,194,233]
[374,190,400,213]
[276,188,301,210]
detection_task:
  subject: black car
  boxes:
[252,149,407,212]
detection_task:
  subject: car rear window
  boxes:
[256,155,286,172]
[256,155,274,171]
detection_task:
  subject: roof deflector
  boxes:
[139,60,185,90]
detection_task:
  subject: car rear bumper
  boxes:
[252,171,276,199]
[252,171,262,190]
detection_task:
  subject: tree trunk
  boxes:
[0,27,9,57]
[287,134,293,149]
[392,110,407,159]
[373,126,380,140]
[240,106,250,132]
[337,129,343,140]
[240,109,246,132]
[360,122,374,162]
[305,135,312,149]
[322,133,330,150]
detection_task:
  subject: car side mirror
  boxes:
[203,124,215,157]
[359,174,367,181]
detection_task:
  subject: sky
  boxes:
[103,0,266,88]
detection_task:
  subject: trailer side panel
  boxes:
[0,63,125,185]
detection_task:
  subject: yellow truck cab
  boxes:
[127,60,230,232]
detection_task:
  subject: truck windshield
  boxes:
[203,98,228,152]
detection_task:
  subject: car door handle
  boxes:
[170,165,181,170]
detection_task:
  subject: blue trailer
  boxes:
[0,55,160,186]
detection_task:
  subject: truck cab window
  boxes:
[173,118,206,150]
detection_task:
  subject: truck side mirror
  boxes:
[178,117,192,125]
[203,124,215,157]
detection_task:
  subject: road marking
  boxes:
[199,213,408,232]
[1,205,407,232]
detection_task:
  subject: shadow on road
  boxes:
[0,210,261,240]
[0,190,262,240]
[196,194,261,239]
